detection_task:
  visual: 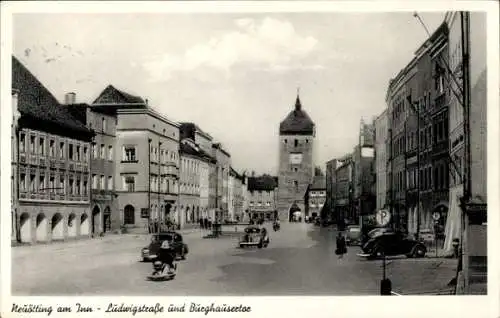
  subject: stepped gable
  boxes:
[279,94,315,135]
[12,56,92,141]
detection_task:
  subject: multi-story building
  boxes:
[332,154,354,225]
[325,159,337,223]
[277,93,315,222]
[67,96,119,234]
[429,23,450,240]
[179,123,216,221]
[386,70,410,232]
[444,12,466,254]
[12,56,94,243]
[179,139,204,227]
[304,175,326,220]
[352,119,376,226]
[374,110,388,211]
[228,169,235,221]
[247,174,278,221]
[459,12,487,295]
[92,85,180,232]
[212,143,231,220]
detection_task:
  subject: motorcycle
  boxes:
[147,260,177,281]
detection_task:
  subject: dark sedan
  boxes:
[357,232,426,259]
[141,232,189,262]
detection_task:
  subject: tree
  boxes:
[314,166,324,176]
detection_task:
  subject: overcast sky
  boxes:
[13,12,445,175]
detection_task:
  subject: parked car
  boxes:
[419,229,435,243]
[239,226,269,248]
[360,227,394,246]
[358,232,427,259]
[141,231,189,262]
[346,225,362,246]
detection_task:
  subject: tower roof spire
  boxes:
[295,87,301,111]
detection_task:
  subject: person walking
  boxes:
[335,231,347,259]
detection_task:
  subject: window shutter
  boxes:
[122,146,126,161]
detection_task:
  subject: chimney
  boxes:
[65,92,76,105]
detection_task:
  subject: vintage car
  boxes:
[360,227,394,246]
[141,231,189,262]
[345,225,361,246]
[357,232,427,259]
[239,226,269,248]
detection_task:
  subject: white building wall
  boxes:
[228,175,234,220]
[199,160,210,218]
[375,110,388,210]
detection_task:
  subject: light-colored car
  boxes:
[239,226,269,248]
[419,229,435,243]
[346,225,361,245]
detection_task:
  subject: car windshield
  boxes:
[153,234,173,242]
[245,227,260,234]
[348,227,360,232]
[368,228,392,238]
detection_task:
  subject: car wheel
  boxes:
[412,245,426,258]
[258,241,263,249]
[239,243,244,248]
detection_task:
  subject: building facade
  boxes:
[353,120,376,225]
[374,110,388,210]
[12,56,94,244]
[277,94,315,222]
[247,174,278,221]
[325,159,337,223]
[445,12,465,253]
[92,85,180,232]
[305,175,326,220]
[429,23,451,241]
[333,155,354,225]
[67,98,119,234]
[212,143,231,220]
[179,139,203,227]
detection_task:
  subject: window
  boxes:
[30,174,36,192]
[19,133,26,152]
[100,144,105,159]
[49,176,55,193]
[38,138,45,155]
[83,181,88,196]
[20,173,26,191]
[83,146,88,161]
[76,145,81,161]
[49,140,55,157]
[293,180,299,192]
[284,139,287,144]
[69,178,74,195]
[123,175,135,192]
[69,144,74,160]
[39,174,45,192]
[108,145,113,160]
[30,136,36,153]
[102,118,106,132]
[294,139,298,147]
[123,146,136,162]
[92,143,97,158]
[92,174,98,189]
[108,176,113,190]
[124,205,135,225]
[59,176,65,194]
[76,179,81,195]
[100,175,105,190]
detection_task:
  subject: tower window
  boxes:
[294,139,298,147]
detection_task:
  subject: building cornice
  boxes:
[117,107,180,128]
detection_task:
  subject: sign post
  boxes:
[376,209,392,295]
[433,212,441,258]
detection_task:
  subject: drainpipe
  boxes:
[158,141,162,233]
[148,138,152,231]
